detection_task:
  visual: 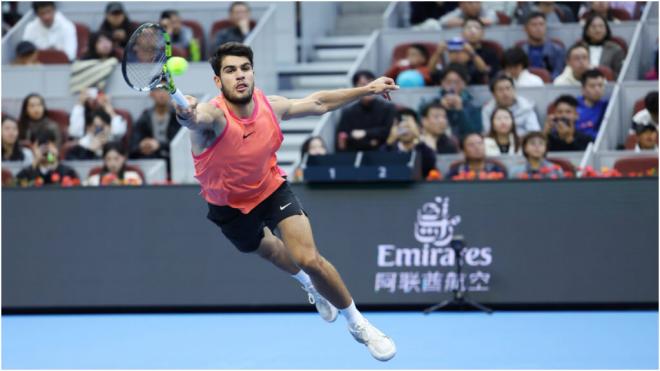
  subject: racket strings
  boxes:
[124,25,168,91]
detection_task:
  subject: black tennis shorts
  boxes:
[206,182,305,253]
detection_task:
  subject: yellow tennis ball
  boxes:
[167,57,188,76]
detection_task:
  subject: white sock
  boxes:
[291,270,313,289]
[340,300,366,327]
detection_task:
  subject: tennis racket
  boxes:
[121,23,189,108]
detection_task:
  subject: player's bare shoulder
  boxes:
[267,95,292,121]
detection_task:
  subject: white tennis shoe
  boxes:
[349,320,397,361]
[303,286,338,323]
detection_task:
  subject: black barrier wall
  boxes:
[2,179,658,311]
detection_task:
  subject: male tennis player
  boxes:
[175,42,398,361]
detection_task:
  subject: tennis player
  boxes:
[175,42,397,361]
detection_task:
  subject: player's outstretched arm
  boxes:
[174,95,226,132]
[269,76,399,120]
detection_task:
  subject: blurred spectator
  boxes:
[213,1,253,50]
[17,93,61,147]
[81,32,119,61]
[386,44,431,85]
[99,2,136,49]
[634,124,658,152]
[543,95,592,151]
[293,136,328,182]
[68,88,127,140]
[576,69,608,140]
[2,2,23,34]
[2,116,34,166]
[501,47,544,87]
[86,142,143,186]
[432,64,482,138]
[516,2,576,24]
[410,2,457,26]
[445,133,507,179]
[429,36,489,85]
[632,91,659,133]
[419,103,459,154]
[439,2,497,28]
[66,109,112,160]
[482,2,517,18]
[582,14,625,77]
[554,43,592,86]
[381,109,437,178]
[160,10,193,53]
[481,75,540,137]
[579,2,627,23]
[460,18,500,80]
[12,40,40,65]
[519,12,566,79]
[16,130,79,187]
[644,48,658,80]
[510,131,564,179]
[484,107,520,156]
[336,70,397,151]
[609,2,638,19]
[22,1,77,61]
[130,87,180,165]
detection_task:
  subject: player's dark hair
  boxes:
[409,43,430,62]
[580,69,605,86]
[489,73,515,93]
[209,42,254,76]
[32,2,55,13]
[502,47,528,69]
[351,70,375,86]
[554,94,579,109]
[421,102,446,118]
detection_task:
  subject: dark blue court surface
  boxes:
[2,311,657,369]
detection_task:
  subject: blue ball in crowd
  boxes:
[396,69,425,88]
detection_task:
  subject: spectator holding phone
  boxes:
[66,109,112,160]
[429,64,482,138]
[68,87,127,141]
[385,44,432,85]
[543,95,592,151]
[16,129,79,187]
[428,35,491,85]
[381,109,437,178]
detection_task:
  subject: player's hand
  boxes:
[367,76,399,101]
[175,95,198,120]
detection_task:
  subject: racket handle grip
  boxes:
[171,89,189,108]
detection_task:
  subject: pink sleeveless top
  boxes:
[193,88,286,213]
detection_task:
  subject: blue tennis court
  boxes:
[3,310,657,369]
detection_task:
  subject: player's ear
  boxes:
[213,75,222,89]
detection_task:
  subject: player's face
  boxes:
[216,55,255,105]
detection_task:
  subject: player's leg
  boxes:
[278,214,396,361]
[255,226,338,322]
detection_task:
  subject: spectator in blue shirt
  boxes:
[519,12,566,79]
[576,69,608,140]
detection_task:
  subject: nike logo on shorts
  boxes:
[243,131,255,139]
[280,202,292,211]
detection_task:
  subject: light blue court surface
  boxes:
[2,311,657,369]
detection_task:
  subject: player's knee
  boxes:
[256,235,279,259]
[296,251,323,273]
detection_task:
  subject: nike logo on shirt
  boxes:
[243,131,255,139]
[279,203,292,211]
